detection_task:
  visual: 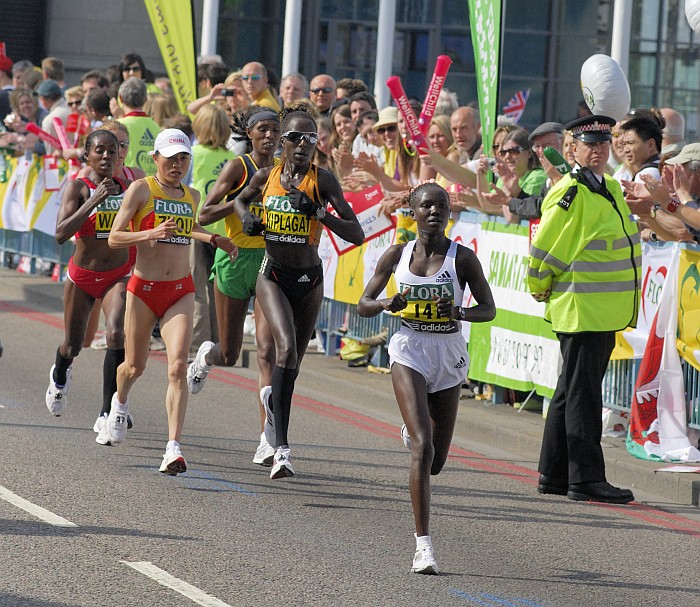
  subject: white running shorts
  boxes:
[388,327,469,393]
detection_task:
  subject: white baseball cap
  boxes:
[150,128,192,157]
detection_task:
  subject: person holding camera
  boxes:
[233,105,364,479]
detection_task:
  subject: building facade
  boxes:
[0,0,696,136]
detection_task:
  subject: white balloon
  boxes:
[580,54,631,122]
[686,0,700,32]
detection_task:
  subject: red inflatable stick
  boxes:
[26,122,63,150]
[385,76,429,153]
[53,117,81,166]
[419,55,452,136]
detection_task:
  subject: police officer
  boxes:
[527,114,641,504]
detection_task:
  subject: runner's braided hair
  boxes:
[84,129,119,155]
[280,104,317,131]
[402,179,445,208]
[229,105,278,152]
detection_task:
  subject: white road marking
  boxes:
[121,561,232,607]
[0,484,77,527]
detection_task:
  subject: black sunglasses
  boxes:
[282,131,319,144]
[377,125,397,135]
[310,87,334,94]
[500,145,525,156]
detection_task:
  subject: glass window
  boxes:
[320,1,354,19]
[503,33,548,76]
[442,0,469,27]
[397,0,435,25]
[357,0,379,21]
[441,34,474,71]
[503,3,549,31]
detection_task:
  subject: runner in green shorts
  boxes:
[188,106,281,467]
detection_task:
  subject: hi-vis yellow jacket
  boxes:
[527,171,641,333]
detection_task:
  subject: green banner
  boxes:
[144,0,198,115]
[468,0,502,156]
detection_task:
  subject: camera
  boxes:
[221,89,235,97]
[485,157,498,170]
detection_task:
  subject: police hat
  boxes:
[565,114,616,143]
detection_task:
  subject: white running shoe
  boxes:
[401,424,412,451]
[159,446,187,475]
[253,432,275,466]
[412,545,439,575]
[187,341,215,394]
[96,393,129,445]
[270,447,294,479]
[260,386,275,448]
[45,365,72,416]
[93,413,107,434]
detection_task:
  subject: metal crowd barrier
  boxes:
[2,226,699,430]
[0,228,73,272]
[603,357,700,430]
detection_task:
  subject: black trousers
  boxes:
[538,331,615,484]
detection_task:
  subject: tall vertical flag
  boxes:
[468,0,503,156]
[627,245,700,462]
[503,89,530,124]
[144,0,198,115]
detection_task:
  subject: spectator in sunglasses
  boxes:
[240,62,280,112]
[308,74,337,117]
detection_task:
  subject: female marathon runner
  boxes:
[358,181,495,574]
[234,105,364,479]
[45,131,132,424]
[189,106,280,467]
[106,128,236,474]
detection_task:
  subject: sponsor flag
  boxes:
[627,245,700,462]
[502,89,530,124]
[144,0,198,115]
[468,0,503,156]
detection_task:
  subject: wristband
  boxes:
[457,307,468,321]
[649,232,658,242]
[667,197,680,213]
[209,234,219,247]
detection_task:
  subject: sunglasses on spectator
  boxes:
[118,140,130,149]
[310,87,334,94]
[282,131,319,144]
[500,145,524,156]
[124,65,142,73]
[67,100,82,108]
[376,125,397,135]
[241,74,263,81]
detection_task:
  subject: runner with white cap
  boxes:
[105,128,237,474]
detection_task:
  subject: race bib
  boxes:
[264,194,312,244]
[399,281,458,333]
[94,195,123,239]
[154,197,194,245]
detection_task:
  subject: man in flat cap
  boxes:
[527,114,641,505]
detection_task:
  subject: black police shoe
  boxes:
[537,474,568,495]
[567,481,634,504]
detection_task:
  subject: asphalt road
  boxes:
[1,288,699,607]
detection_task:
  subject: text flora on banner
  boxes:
[468,0,502,157]
[143,0,197,115]
[503,89,531,124]
[325,185,395,256]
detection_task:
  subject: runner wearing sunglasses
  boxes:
[233,105,364,479]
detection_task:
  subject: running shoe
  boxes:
[260,386,275,448]
[411,545,439,575]
[93,413,107,434]
[96,393,129,445]
[159,445,187,475]
[94,412,133,434]
[400,424,412,451]
[90,331,107,350]
[187,341,215,394]
[45,365,72,416]
[253,432,275,466]
[270,447,294,479]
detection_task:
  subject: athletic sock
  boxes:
[415,534,433,549]
[53,348,73,386]
[166,440,180,453]
[271,365,296,448]
[101,348,125,416]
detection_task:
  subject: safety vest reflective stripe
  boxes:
[529,245,569,271]
[568,258,641,273]
[551,278,639,294]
